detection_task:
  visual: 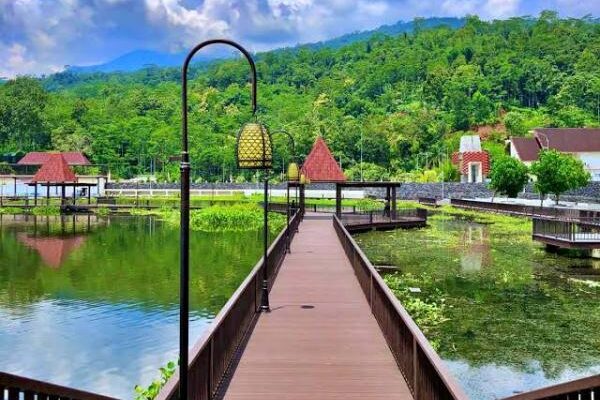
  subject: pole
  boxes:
[360,129,363,182]
[180,39,257,400]
[261,176,270,311]
[286,182,290,253]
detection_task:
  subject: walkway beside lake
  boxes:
[223,213,413,400]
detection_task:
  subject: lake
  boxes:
[0,214,264,399]
[355,210,600,399]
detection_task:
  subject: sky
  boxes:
[1,0,599,78]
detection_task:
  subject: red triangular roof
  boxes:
[31,154,77,183]
[18,152,91,166]
[301,136,346,182]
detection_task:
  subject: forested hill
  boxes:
[64,17,465,75]
[1,12,600,183]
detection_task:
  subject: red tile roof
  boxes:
[511,137,541,161]
[301,136,346,182]
[31,154,77,183]
[18,152,91,166]
[533,128,600,152]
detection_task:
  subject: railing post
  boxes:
[209,337,214,398]
[412,337,418,399]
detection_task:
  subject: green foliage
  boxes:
[95,207,110,216]
[1,14,600,179]
[189,204,286,232]
[31,206,61,216]
[134,360,177,400]
[344,162,390,181]
[530,149,591,202]
[0,207,25,214]
[355,198,384,212]
[0,162,14,174]
[488,156,529,198]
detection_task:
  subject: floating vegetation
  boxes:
[127,203,286,233]
[356,207,600,398]
[31,206,61,216]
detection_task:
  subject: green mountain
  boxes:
[1,12,599,183]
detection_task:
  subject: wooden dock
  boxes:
[222,213,413,400]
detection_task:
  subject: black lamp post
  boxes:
[180,39,260,400]
[270,129,297,253]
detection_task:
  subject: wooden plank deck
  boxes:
[223,213,413,400]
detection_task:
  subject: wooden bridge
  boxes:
[532,217,600,250]
[2,209,599,400]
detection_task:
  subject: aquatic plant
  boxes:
[31,206,61,216]
[0,207,25,214]
[189,204,286,233]
[134,360,177,400]
[95,207,110,216]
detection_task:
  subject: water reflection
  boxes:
[0,215,264,399]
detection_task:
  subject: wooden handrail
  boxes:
[502,374,600,400]
[157,210,301,400]
[0,372,118,400]
[332,215,468,400]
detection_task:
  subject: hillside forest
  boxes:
[1,11,599,183]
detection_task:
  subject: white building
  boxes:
[509,128,600,181]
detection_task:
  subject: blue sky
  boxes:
[1,0,599,78]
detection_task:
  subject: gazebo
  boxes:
[27,153,96,206]
[300,136,346,182]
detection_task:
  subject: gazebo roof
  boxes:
[30,154,77,183]
[301,136,346,182]
[18,151,91,166]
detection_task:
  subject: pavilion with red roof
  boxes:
[301,136,346,182]
[18,151,91,166]
[27,153,96,206]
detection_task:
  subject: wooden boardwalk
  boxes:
[223,214,413,400]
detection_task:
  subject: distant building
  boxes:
[452,135,490,183]
[509,128,600,181]
[301,136,346,182]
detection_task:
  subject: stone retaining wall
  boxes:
[106,181,600,203]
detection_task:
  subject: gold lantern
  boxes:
[236,122,273,169]
[300,173,310,184]
[287,162,299,182]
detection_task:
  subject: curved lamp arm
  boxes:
[179,39,257,400]
[270,129,296,162]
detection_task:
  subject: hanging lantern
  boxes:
[287,162,299,182]
[236,122,272,169]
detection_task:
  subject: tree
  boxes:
[488,156,529,199]
[530,150,591,204]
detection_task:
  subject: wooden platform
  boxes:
[223,214,413,400]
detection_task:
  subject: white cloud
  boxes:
[0,0,599,77]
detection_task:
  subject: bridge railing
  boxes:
[502,374,600,400]
[450,198,585,219]
[533,217,600,242]
[156,210,301,400]
[333,215,468,400]
[0,372,118,400]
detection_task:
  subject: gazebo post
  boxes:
[13,177,17,197]
[61,185,66,206]
[72,185,76,205]
[335,183,342,217]
[88,186,91,205]
[34,185,38,206]
[391,185,397,220]
[46,184,50,206]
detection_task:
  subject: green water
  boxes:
[355,211,600,399]
[0,214,265,399]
